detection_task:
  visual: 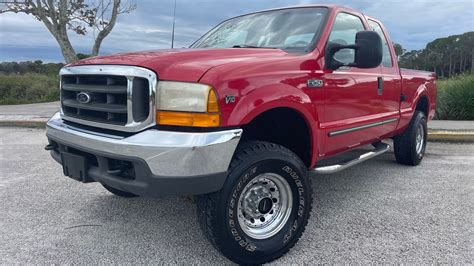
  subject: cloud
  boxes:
[0,0,472,62]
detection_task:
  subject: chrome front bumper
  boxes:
[46,112,242,196]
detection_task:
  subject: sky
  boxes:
[0,0,473,62]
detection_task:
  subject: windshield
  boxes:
[191,7,328,51]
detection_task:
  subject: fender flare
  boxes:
[397,83,431,135]
[412,84,431,116]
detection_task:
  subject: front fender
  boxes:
[224,83,320,167]
[228,84,317,126]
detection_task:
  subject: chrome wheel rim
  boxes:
[416,123,424,154]
[237,173,293,239]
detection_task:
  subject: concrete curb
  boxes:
[427,130,474,142]
[0,120,47,128]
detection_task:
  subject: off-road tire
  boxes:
[102,183,138,198]
[394,111,427,166]
[196,141,313,264]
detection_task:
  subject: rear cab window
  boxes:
[368,20,393,67]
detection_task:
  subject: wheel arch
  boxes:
[411,82,432,118]
[396,83,432,136]
[239,106,317,168]
[415,94,430,118]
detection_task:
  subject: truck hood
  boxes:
[70,48,289,82]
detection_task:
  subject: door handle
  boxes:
[377,77,383,96]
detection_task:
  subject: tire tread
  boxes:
[196,141,312,264]
[394,111,427,166]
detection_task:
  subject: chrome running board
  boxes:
[312,142,390,174]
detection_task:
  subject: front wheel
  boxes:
[196,141,313,264]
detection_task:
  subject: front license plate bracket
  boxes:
[61,152,91,183]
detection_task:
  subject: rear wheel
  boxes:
[394,111,427,166]
[196,141,312,264]
[101,183,138,198]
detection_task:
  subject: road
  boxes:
[0,101,59,117]
[0,102,59,123]
[0,127,472,264]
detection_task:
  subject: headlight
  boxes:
[156,81,220,127]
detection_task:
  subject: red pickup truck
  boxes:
[45,5,436,264]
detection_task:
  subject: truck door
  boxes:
[367,19,402,133]
[320,12,395,156]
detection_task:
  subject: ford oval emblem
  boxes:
[77,92,91,104]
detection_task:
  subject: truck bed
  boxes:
[400,68,437,120]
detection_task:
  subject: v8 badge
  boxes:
[225,95,236,104]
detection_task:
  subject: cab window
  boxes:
[368,20,393,67]
[328,13,365,64]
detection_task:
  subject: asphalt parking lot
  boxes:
[0,127,472,264]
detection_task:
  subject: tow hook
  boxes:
[44,143,58,151]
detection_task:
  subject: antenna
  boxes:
[171,0,177,49]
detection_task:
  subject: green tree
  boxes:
[393,43,405,56]
[398,32,473,78]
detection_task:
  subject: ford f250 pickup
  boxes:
[45,5,436,264]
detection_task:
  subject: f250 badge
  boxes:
[307,79,324,88]
[225,95,236,104]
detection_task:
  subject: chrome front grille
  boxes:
[59,65,157,132]
[61,75,129,125]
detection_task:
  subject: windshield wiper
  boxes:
[232,44,277,49]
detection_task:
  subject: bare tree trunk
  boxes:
[448,54,452,78]
[471,48,474,74]
[465,56,469,72]
[91,0,121,56]
[2,0,134,63]
[55,32,78,63]
[33,0,78,63]
[41,24,78,63]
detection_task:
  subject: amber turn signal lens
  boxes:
[207,89,219,113]
[157,111,220,127]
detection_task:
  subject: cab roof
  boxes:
[231,4,364,21]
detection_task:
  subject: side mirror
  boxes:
[325,30,383,70]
